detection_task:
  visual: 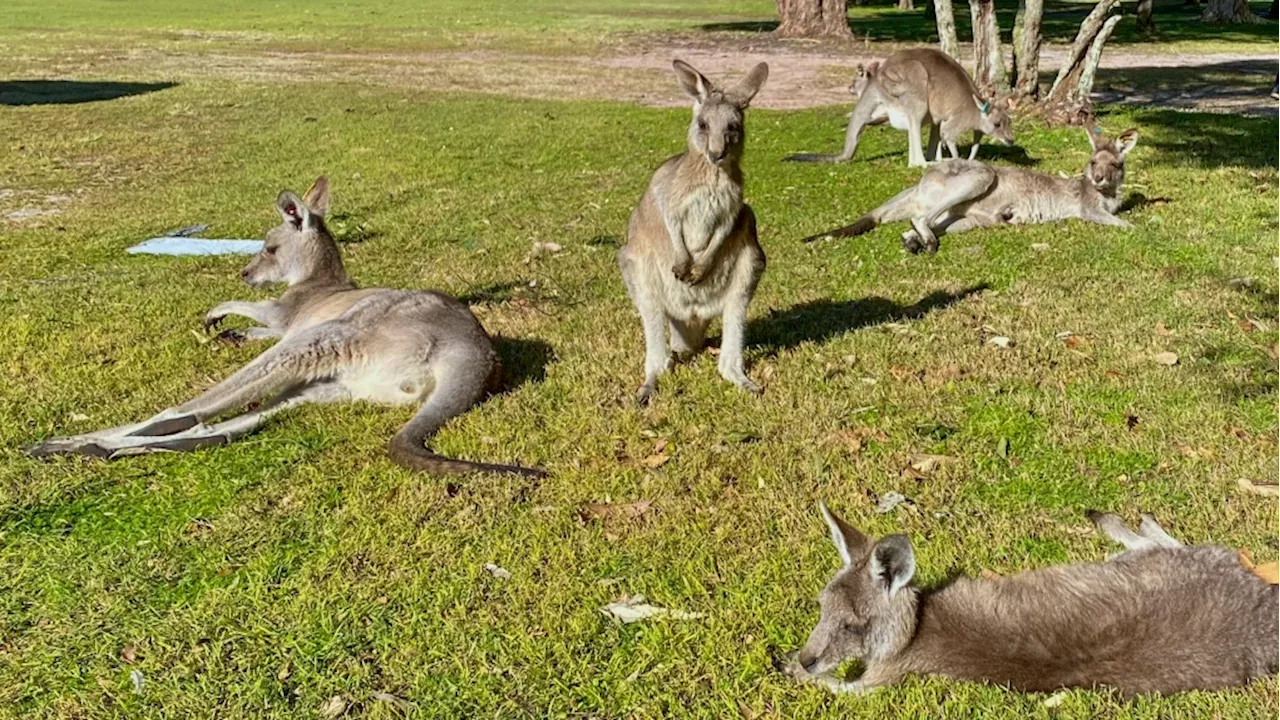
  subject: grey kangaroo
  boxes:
[786,48,1014,167]
[618,59,768,403]
[782,503,1278,696]
[804,126,1138,253]
[26,177,545,478]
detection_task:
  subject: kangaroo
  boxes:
[26,177,546,478]
[618,59,768,403]
[786,48,1014,167]
[804,126,1138,254]
[782,503,1279,696]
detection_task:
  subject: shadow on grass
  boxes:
[0,80,177,106]
[698,0,1274,47]
[491,337,554,394]
[1116,105,1279,169]
[748,284,988,355]
[459,281,524,305]
[1092,60,1277,119]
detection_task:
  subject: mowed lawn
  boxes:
[1,2,1278,718]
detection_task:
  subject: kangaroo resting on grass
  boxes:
[786,48,1014,167]
[782,504,1279,696]
[803,126,1138,254]
[618,59,768,403]
[26,177,545,478]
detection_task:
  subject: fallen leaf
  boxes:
[69,412,90,422]
[277,662,291,682]
[96,677,112,691]
[1104,370,1122,380]
[1152,351,1179,366]
[1250,561,1280,584]
[639,453,669,468]
[1063,335,1088,350]
[652,438,667,454]
[372,690,413,711]
[1030,243,1050,251]
[1042,690,1069,708]
[980,568,1003,581]
[129,670,144,695]
[579,500,654,521]
[875,491,910,514]
[996,437,1010,459]
[320,695,348,719]
[600,594,704,624]
[988,336,1014,348]
[120,645,137,665]
[1237,478,1279,497]
[904,453,955,477]
[1154,322,1171,337]
[483,563,512,580]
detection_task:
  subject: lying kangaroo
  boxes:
[804,126,1138,253]
[26,177,545,478]
[782,504,1278,696]
[618,59,768,403]
[786,48,1014,167]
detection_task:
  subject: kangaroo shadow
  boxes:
[972,144,1038,167]
[490,337,554,395]
[747,284,988,356]
[0,80,177,106]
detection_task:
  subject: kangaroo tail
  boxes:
[388,349,547,478]
[801,186,918,243]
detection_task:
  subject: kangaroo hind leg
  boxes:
[901,164,995,254]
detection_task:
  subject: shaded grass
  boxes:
[0,24,1277,720]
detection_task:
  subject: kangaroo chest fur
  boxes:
[673,171,742,256]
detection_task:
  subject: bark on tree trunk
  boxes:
[775,0,855,37]
[970,0,1009,96]
[899,0,916,10]
[1043,0,1121,124]
[934,0,961,58]
[1200,0,1262,22]
[1011,0,1044,99]
[1136,0,1156,30]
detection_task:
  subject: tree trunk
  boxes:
[934,0,961,58]
[969,0,1009,96]
[1201,0,1262,22]
[775,0,854,37]
[1011,0,1044,99]
[1136,0,1156,30]
[1268,0,1278,19]
[1044,0,1122,124]
[899,0,916,10]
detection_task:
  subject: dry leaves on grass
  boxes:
[1152,351,1179,366]
[320,695,348,719]
[600,594,704,624]
[902,453,955,480]
[1239,550,1280,584]
[119,645,137,664]
[1237,478,1279,497]
[579,500,654,522]
[875,491,913,514]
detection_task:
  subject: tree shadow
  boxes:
[0,80,177,106]
[458,281,524,306]
[1091,60,1277,120]
[1114,105,1278,169]
[697,0,1273,47]
[490,337,555,394]
[747,284,988,355]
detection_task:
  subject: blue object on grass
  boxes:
[126,237,264,256]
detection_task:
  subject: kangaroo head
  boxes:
[849,61,879,98]
[243,176,345,288]
[673,59,769,167]
[972,95,1015,146]
[796,502,919,677]
[1084,126,1138,196]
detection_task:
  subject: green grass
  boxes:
[1,2,1278,718]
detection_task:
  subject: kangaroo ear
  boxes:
[728,62,769,108]
[276,190,311,230]
[820,501,869,567]
[867,61,880,74]
[673,59,713,102]
[1084,124,1105,152]
[1004,95,1017,111]
[1115,128,1139,158]
[869,535,916,599]
[302,176,330,217]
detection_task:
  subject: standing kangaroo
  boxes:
[26,177,545,478]
[618,59,768,403]
[783,503,1279,696]
[786,48,1014,167]
[804,126,1138,253]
